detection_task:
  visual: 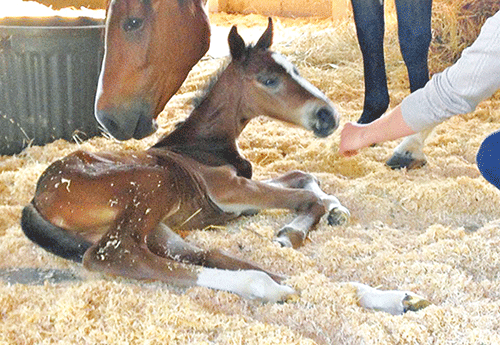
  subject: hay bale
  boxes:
[431,0,500,66]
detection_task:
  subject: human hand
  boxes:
[338,122,368,157]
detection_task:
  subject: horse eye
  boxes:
[293,67,300,76]
[261,77,279,88]
[123,17,144,32]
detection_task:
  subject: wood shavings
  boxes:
[1,4,500,344]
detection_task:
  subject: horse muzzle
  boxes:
[310,105,339,138]
[95,102,157,141]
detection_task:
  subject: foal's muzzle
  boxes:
[311,106,339,138]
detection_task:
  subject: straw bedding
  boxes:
[1,1,500,344]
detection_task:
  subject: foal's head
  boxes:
[225,18,339,138]
[95,0,210,140]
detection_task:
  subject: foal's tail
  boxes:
[21,203,92,263]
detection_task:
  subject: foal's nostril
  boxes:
[313,107,336,137]
[317,107,334,129]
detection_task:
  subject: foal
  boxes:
[21,20,350,302]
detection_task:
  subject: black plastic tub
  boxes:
[0,16,104,155]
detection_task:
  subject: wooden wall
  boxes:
[35,0,351,18]
[215,0,350,18]
[34,0,106,9]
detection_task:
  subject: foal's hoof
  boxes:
[402,293,432,313]
[350,282,432,315]
[327,206,350,226]
[274,236,293,248]
[386,151,427,170]
[274,227,304,249]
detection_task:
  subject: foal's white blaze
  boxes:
[197,268,296,302]
[271,53,330,103]
[271,53,338,129]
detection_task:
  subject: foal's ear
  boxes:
[228,26,247,61]
[255,17,273,50]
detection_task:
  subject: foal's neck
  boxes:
[152,63,253,178]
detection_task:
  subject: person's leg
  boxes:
[351,0,390,124]
[477,130,500,190]
[395,0,433,92]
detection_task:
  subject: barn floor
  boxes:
[1,8,500,345]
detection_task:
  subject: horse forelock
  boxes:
[191,43,265,109]
[193,45,280,109]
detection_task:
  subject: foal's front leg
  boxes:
[263,171,350,248]
[205,168,350,249]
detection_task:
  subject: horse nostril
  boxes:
[95,104,155,141]
[312,107,337,138]
[317,107,334,129]
[133,111,157,139]
[96,111,131,141]
[97,113,119,134]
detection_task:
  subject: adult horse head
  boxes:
[95,0,210,140]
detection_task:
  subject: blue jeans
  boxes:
[477,130,500,190]
[351,0,433,124]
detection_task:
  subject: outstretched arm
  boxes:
[340,10,500,157]
[339,104,415,156]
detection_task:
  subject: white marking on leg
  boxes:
[393,129,432,161]
[197,268,296,303]
[303,179,350,220]
[349,282,429,315]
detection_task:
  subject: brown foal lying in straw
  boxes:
[22,20,430,313]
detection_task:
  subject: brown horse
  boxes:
[21,20,350,302]
[95,0,210,140]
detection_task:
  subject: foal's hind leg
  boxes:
[146,223,285,282]
[263,171,350,248]
[83,206,293,302]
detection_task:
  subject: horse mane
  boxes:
[152,55,254,178]
[190,58,230,109]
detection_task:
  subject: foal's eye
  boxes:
[260,76,279,88]
[123,17,144,32]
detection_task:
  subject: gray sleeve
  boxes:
[401,10,500,133]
